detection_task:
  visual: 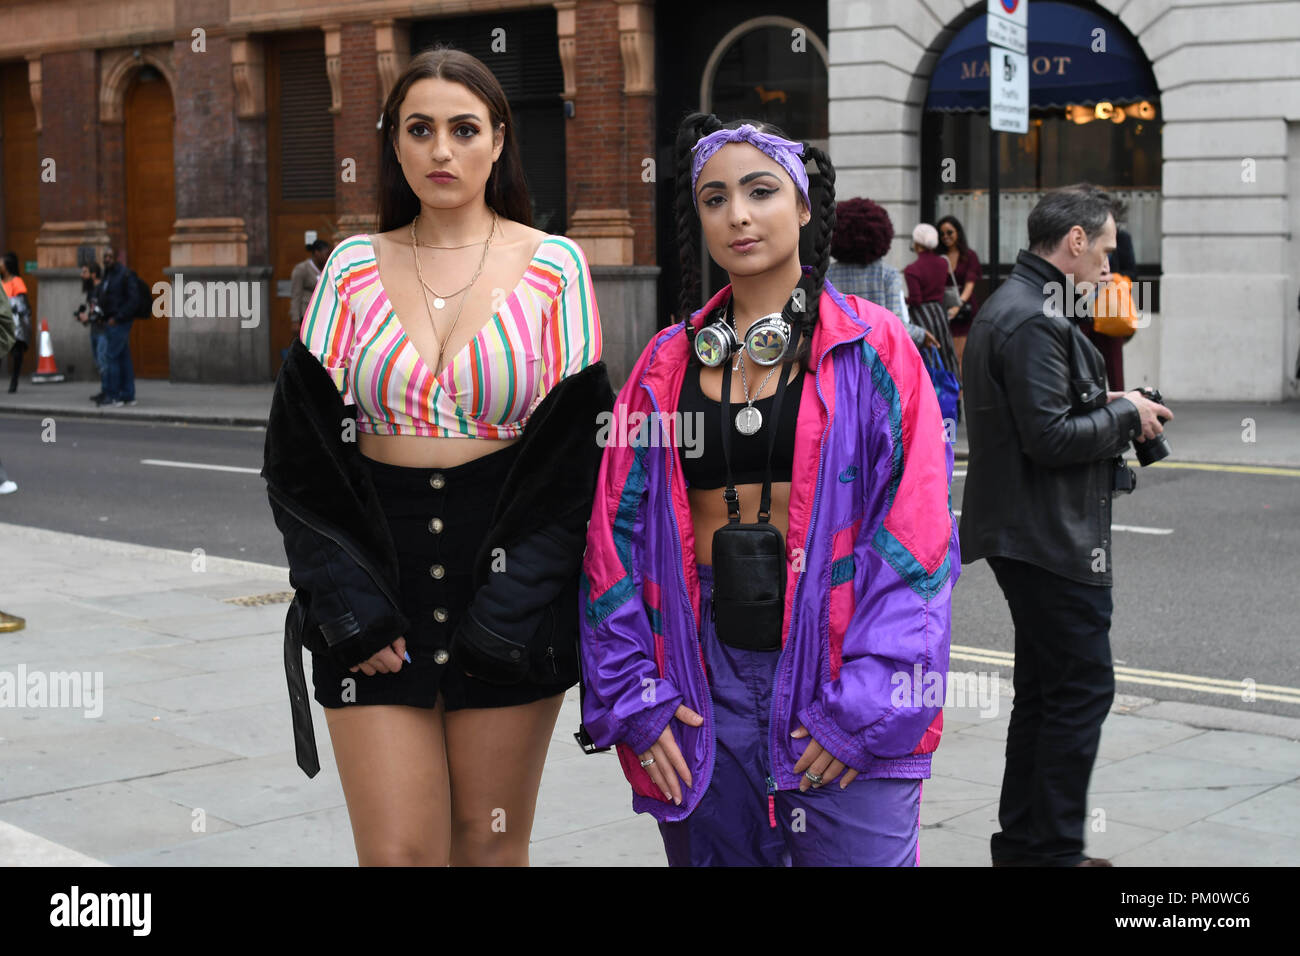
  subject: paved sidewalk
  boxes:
[1,521,1297,866]
[3,379,1298,466]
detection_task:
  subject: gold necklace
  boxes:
[409,212,496,309]
[411,211,498,376]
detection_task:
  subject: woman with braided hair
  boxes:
[577,112,960,865]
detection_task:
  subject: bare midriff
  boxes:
[689,483,792,566]
[358,431,520,469]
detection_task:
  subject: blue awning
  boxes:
[925,1,1157,111]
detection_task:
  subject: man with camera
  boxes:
[960,184,1173,868]
[74,262,105,401]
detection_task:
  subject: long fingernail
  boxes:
[403,651,411,663]
[662,791,671,800]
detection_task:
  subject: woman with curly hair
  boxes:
[577,112,960,866]
[827,198,938,352]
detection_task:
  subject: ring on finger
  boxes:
[804,769,823,786]
[640,756,656,768]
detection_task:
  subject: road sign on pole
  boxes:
[987,0,1028,54]
[989,45,1029,133]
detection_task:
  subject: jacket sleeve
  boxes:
[8,291,30,340]
[1000,314,1140,468]
[289,263,307,326]
[0,290,13,353]
[886,269,908,324]
[577,359,684,755]
[268,494,411,669]
[797,315,960,769]
[298,247,355,406]
[453,523,586,683]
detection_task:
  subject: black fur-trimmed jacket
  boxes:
[262,336,613,777]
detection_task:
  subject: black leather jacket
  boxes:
[262,336,613,776]
[959,250,1142,587]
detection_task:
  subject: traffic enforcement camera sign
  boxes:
[990,45,1028,134]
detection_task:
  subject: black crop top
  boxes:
[678,362,805,490]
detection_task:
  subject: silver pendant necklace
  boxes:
[734,342,779,437]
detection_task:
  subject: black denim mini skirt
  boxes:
[309,440,571,712]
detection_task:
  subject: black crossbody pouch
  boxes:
[709,357,792,652]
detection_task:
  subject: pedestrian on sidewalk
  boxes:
[936,214,981,374]
[1083,199,1138,392]
[959,183,1174,868]
[0,290,16,494]
[288,239,331,354]
[2,251,32,394]
[94,248,138,407]
[264,47,609,866]
[903,223,960,377]
[74,261,105,402]
[826,197,938,353]
[577,114,959,866]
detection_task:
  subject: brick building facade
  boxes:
[0,0,669,386]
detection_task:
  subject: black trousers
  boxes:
[7,341,27,391]
[986,556,1115,866]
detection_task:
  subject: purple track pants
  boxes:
[657,564,924,867]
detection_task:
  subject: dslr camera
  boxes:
[1111,385,1172,495]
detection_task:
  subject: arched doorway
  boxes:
[921,1,1162,296]
[123,65,175,378]
[699,16,829,299]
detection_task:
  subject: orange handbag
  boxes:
[1092,273,1140,337]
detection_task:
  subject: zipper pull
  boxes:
[766,775,778,829]
[547,645,557,676]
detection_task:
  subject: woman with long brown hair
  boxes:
[266,45,608,866]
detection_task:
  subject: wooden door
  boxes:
[267,33,335,377]
[124,70,175,378]
[2,63,40,327]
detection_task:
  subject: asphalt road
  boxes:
[2,412,1297,719]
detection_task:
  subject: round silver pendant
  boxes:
[735,405,762,436]
[433,297,446,310]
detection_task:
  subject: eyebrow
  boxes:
[403,112,482,124]
[696,170,782,195]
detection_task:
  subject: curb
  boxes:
[0,521,290,582]
[0,405,268,428]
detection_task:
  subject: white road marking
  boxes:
[949,644,1300,704]
[141,458,261,475]
[949,509,1171,535]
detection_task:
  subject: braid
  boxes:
[675,111,723,361]
[796,144,837,363]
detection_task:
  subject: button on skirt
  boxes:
[309,440,573,711]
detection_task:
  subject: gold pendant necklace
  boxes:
[411,211,498,375]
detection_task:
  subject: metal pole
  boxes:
[988,126,1001,292]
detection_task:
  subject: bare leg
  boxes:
[323,702,451,866]
[444,692,565,866]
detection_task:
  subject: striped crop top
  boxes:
[299,233,602,438]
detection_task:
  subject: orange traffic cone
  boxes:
[30,318,66,383]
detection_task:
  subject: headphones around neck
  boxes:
[693,284,809,367]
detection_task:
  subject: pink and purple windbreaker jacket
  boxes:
[578,274,960,823]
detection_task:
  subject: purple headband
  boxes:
[690,123,810,211]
